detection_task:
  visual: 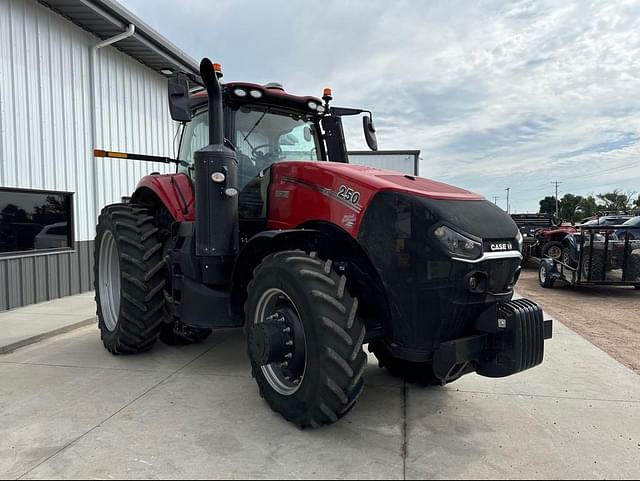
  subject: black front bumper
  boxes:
[432,298,552,382]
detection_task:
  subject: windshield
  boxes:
[623,217,640,226]
[179,106,322,189]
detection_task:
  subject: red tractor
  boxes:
[94,59,552,428]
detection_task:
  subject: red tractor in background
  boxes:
[94,58,552,428]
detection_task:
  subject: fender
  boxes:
[229,229,321,321]
[132,173,195,221]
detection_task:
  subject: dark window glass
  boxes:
[0,188,73,254]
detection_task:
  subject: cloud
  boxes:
[119,0,640,212]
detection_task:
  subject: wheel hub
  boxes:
[252,289,307,395]
[250,313,293,366]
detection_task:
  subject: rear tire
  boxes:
[539,262,555,288]
[245,250,366,428]
[95,204,166,354]
[368,341,442,386]
[581,252,605,281]
[626,253,640,282]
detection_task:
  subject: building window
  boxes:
[0,188,74,255]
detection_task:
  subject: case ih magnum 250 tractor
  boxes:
[94,59,552,428]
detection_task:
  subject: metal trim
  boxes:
[452,250,523,264]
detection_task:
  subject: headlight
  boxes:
[307,100,318,110]
[516,231,523,251]
[250,89,263,99]
[233,88,247,97]
[433,225,482,260]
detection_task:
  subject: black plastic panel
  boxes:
[358,191,521,360]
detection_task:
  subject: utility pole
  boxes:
[505,188,510,214]
[493,196,500,205]
[551,180,562,218]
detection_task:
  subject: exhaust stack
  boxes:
[193,58,238,285]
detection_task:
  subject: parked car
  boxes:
[33,222,70,250]
[579,215,632,227]
[614,216,640,240]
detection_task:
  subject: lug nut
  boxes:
[285,353,293,360]
[285,340,293,346]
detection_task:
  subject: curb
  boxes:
[0,317,97,355]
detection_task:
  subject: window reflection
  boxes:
[0,189,73,254]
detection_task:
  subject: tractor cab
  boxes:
[169,68,378,185]
[180,84,325,190]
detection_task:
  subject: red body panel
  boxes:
[134,173,195,221]
[134,162,482,238]
[268,162,482,237]
[538,226,577,241]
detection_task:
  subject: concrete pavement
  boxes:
[1,316,639,479]
[0,293,96,354]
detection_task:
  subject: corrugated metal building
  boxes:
[0,0,199,311]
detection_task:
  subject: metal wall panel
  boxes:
[0,241,95,310]
[0,0,178,310]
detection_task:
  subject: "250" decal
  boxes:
[337,185,361,205]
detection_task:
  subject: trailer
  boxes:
[538,224,640,290]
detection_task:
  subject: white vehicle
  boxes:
[34,222,69,250]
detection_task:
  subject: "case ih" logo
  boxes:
[490,242,513,251]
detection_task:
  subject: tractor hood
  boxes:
[318,162,483,201]
[267,161,512,238]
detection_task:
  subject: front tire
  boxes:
[95,204,166,354]
[245,250,366,428]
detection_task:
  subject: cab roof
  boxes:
[190,82,323,114]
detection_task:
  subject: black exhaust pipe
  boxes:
[194,58,238,285]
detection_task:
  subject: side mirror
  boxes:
[363,116,378,151]
[168,75,191,122]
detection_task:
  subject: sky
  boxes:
[119,0,640,213]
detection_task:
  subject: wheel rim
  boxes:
[98,231,121,332]
[254,288,307,396]
[547,246,562,259]
[540,265,547,283]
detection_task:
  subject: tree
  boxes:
[1,204,29,223]
[596,190,632,211]
[576,195,598,219]
[559,193,583,222]
[634,194,640,209]
[539,196,556,215]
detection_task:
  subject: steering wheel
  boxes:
[251,143,283,170]
[251,144,273,158]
